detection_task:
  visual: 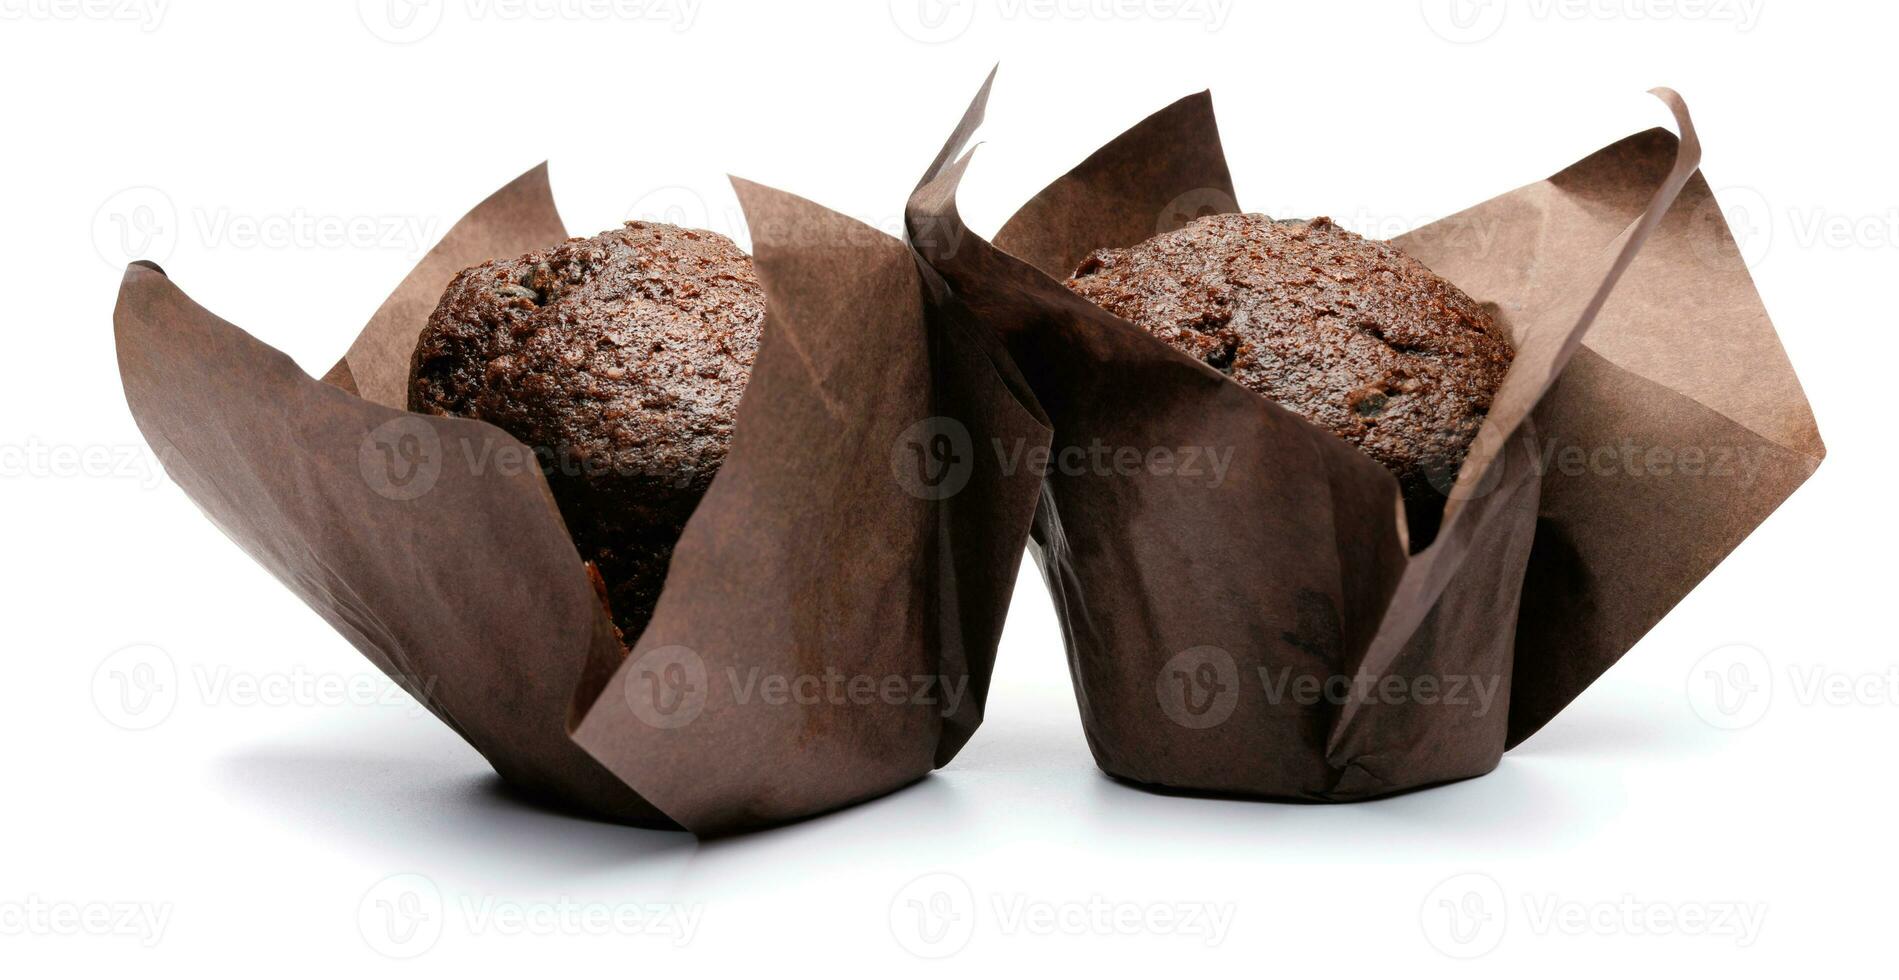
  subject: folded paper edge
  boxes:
[1327,90,1707,758]
[113,260,676,828]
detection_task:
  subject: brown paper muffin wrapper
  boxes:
[114,167,1050,835]
[906,73,1824,800]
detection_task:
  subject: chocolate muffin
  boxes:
[409,221,765,635]
[1065,213,1513,512]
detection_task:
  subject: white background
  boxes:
[2,0,1889,974]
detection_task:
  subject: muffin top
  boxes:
[1065,213,1513,500]
[408,221,766,634]
[409,221,764,504]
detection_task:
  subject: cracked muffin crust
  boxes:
[1065,213,1514,506]
[408,221,765,636]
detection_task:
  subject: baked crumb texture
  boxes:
[410,221,765,635]
[1066,214,1514,504]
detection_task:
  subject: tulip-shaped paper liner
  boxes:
[907,76,1822,800]
[115,166,1049,835]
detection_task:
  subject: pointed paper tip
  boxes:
[1644,87,1700,167]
